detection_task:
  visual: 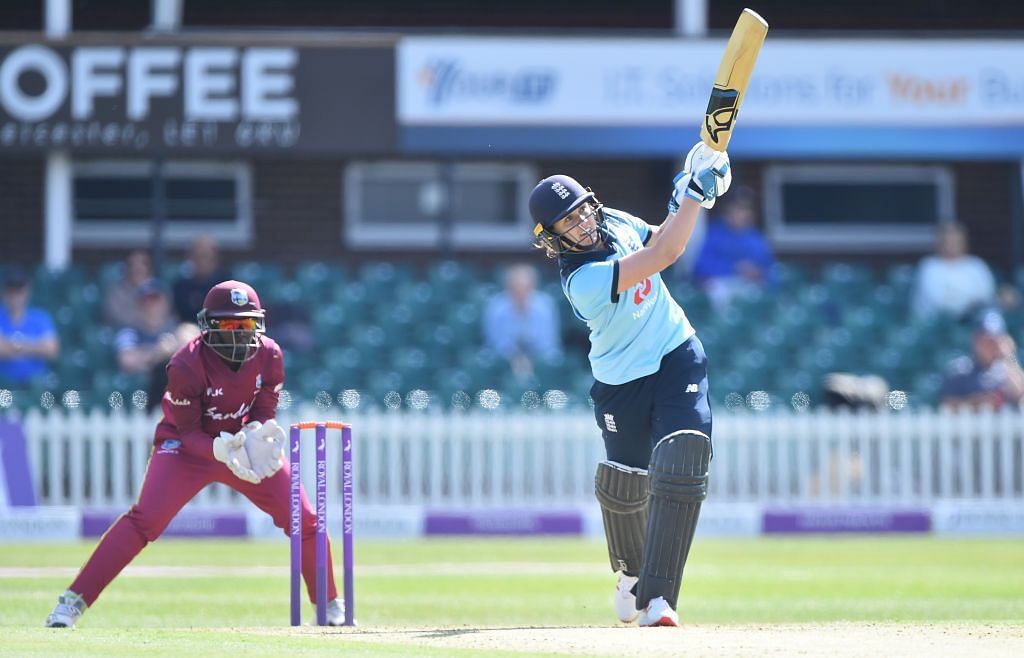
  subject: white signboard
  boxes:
[399,37,1024,127]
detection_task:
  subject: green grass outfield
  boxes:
[2,537,1022,656]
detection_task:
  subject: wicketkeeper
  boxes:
[46,280,346,627]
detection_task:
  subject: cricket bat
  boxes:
[700,8,768,152]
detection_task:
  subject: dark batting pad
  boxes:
[594,461,649,576]
[635,430,711,610]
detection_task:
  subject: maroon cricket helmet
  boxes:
[200,280,264,318]
[197,280,266,363]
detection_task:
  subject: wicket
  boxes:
[289,421,355,626]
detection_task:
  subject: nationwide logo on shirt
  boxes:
[633,278,652,305]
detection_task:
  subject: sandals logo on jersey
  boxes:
[205,402,254,421]
[230,288,249,306]
[158,439,182,454]
[633,278,652,305]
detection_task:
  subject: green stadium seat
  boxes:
[429,261,478,300]
[234,261,283,293]
[295,262,346,290]
[327,280,363,307]
[886,264,917,295]
[716,371,749,396]
[359,262,413,288]
[775,262,809,294]
[264,279,304,306]
[912,373,944,406]
[732,286,774,319]
[30,264,88,308]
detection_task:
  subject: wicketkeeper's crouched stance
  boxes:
[46,280,347,627]
[530,141,728,626]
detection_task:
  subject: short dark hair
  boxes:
[3,266,30,290]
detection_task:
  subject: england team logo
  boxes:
[230,288,249,306]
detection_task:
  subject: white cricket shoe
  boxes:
[325,598,351,626]
[638,596,679,627]
[45,590,87,628]
[614,573,640,623]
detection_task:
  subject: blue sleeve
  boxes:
[611,210,652,245]
[31,309,56,338]
[693,225,733,280]
[534,293,562,359]
[114,328,139,351]
[941,358,977,398]
[565,260,619,320]
[483,297,516,358]
[753,233,778,281]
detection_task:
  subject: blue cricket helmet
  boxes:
[529,175,594,231]
[530,175,607,257]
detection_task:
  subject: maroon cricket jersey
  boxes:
[155,335,284,458]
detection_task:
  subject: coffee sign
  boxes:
[0,41,395,154]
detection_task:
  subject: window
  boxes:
[71,161,252,247]
[763,164,955,252]
[344,161,536,249]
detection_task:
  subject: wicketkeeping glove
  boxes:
[243,419,286,480]
[668,142,732,213]
[213,430,261,484]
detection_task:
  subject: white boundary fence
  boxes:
[14,406,1024,512]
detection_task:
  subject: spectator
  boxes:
[0,267,60,389]
[483,264,562,383]
[913,222,996,320]
[115,281,179,377]
[941,309,1024,410]
[268,301,314,357]
[172,235,230,323]
[103,249,154,329]
[691,186,776,310]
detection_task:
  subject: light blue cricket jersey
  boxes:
[560,207,695,385]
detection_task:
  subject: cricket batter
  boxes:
[46,280,347,627]
[530,142,730,626]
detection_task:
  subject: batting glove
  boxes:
[668,142,732,213]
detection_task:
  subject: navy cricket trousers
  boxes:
[589,335,713,470]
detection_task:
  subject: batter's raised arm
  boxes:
[616,142,731,294]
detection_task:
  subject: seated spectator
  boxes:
[116,281,179,375]
[103,249,154,329]
[172,235,230,323]
[483,264,562,383]
[0,267,60,389]
[115,281,199,411]
[268,301,314,357]
[941,309,1024,410]
[913,222,996,320]
[692,187,777,310]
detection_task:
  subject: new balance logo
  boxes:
[685,384,699,393]
[604,413,618,432]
